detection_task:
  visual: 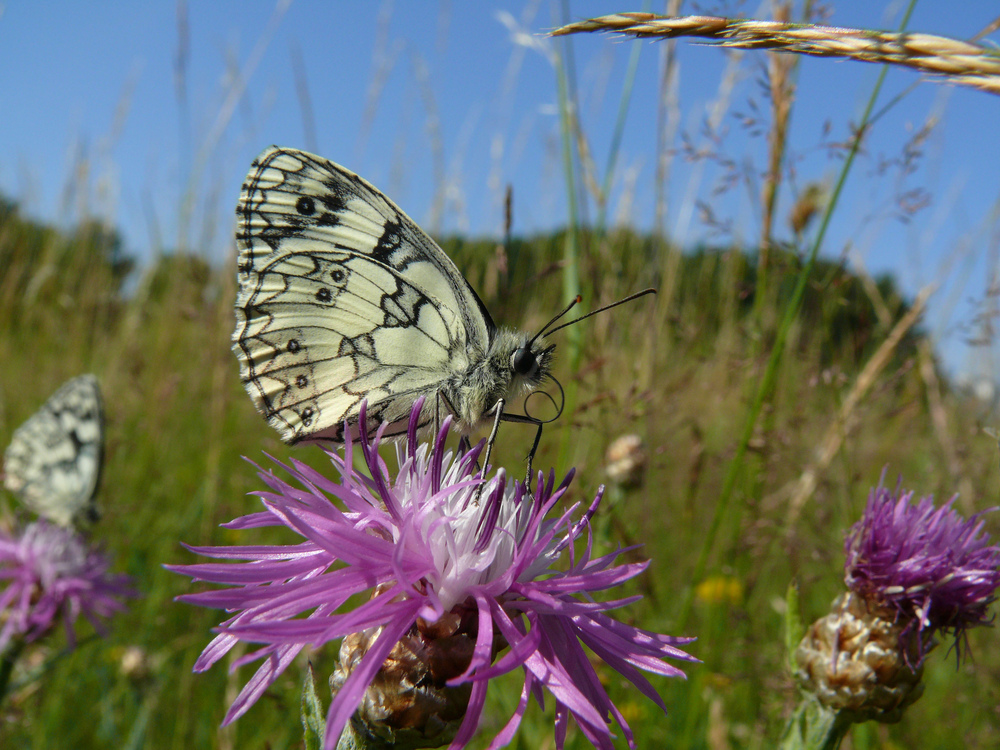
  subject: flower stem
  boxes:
[0,640,25,707]
[778,696,852,750]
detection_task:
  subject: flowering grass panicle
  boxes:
[171,400,696,749]
[0,520,134,650]
[844,479,1000,663]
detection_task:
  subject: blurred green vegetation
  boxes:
[1,194,998,749]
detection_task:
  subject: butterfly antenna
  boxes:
[528,295,584,346]
[544,288,656,337]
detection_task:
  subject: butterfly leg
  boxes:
[470,399,506,504]
[474,402,545,501]
[495,410,544,493]
[432,391,445,438]
[522,419,543,493]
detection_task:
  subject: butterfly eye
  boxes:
[511,347,538,378]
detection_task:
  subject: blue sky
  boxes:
[2,1,999,378]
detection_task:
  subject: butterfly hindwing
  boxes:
[2,374,104,526]
[234,146,497,442]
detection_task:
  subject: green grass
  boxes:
[3,2,1000,744]
[1,201,997,748]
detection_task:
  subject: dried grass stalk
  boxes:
[552,13,1000,95]
[780,285,934,528]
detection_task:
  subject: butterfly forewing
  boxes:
[234,146,497,443]
[2,374,104,526]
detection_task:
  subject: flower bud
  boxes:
[331,615,474,749]
[605,434,647,488]
[794,591,925,723]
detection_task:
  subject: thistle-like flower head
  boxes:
[844,479,1000,664]
[171,400,696,749]
[0,520,134,650]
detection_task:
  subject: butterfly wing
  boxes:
[3,374,104,526]
[233,146,497,443]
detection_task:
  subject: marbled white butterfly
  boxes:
[233,146,558,452]
[2,374,104,527]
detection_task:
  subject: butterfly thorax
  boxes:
[441,328,553,433]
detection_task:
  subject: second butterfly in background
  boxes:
[2,374,104,527]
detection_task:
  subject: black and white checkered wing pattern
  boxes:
[233,147,497,443]
[3,375,104,526]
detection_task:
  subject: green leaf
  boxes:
[301,662,326,750]
[784,580,805,672]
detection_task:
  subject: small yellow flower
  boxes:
[695,575,744,606]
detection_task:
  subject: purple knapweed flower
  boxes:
[171,400,696,749]
[844,479,1000,663]
[0,520,134,650]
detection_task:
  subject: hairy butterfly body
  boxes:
[233,146,553,444]
[2,374,104,527]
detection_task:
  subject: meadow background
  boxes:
[2,1,1000,748]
